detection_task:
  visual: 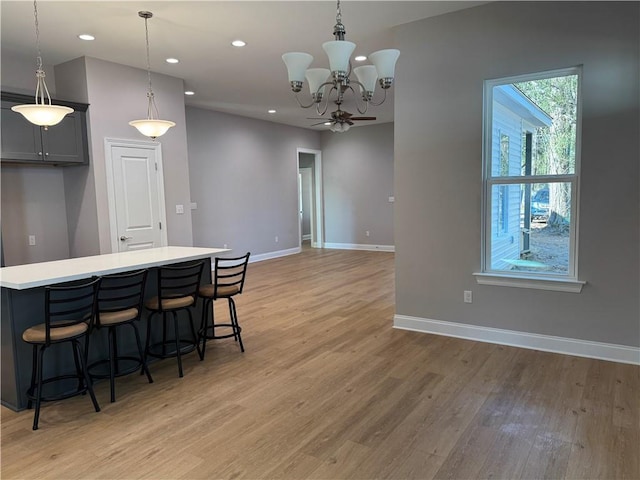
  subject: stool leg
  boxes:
[131,322,153,384]
[162,313,168,357]
[230,298,245,352]
[72,339,85,394]
[187,308,201,360]
[227,299,238,342]
[143,312,154,374]
[74,339,100,413]
[27,344,37,409]
[32,345,46,430]
[173,311,183,377]
[108,327,116,403]
[200,298,213,360]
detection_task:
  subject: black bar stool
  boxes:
[197,252,250,359]
[87,269,153,403]
[22,277,102,430]
[144,260,205,377]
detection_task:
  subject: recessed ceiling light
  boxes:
[354,55,367,62]
[268,109,276,114]
[166,58,179,64]
[78,34,95,41]
[231,40,246,47]
[184,91,195,96]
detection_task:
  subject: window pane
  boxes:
[491,74,578,177]
[489,182,571,274]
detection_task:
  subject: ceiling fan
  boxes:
[309,108,376,132]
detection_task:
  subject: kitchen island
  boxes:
[0,246,229,411]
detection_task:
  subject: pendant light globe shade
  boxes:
[353,65,378,93]
[129,119,176,139]
[11,104,73,127]
[369,49,400,79]
[305,68,331,96]
[282,52,314,83]
[322,41,356,73]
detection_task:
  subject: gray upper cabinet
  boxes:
[1,92,89,166]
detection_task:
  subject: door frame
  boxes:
[104,137,168,253]
[297,147,324,248]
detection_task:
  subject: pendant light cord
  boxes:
[142,13,159,120]
[32,0,52,105]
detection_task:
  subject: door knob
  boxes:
[120,236,132,241]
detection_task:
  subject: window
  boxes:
[477,67,584,291]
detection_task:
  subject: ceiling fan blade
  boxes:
[350,117,377,121]
[310,121,331,127]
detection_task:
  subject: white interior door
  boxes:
[105,139,167,252]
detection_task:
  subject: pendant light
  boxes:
[11,0,74,127]
[129,11,175,139]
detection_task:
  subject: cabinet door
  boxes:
[1,104,44,162]
[42,111,87,164]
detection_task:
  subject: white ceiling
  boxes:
[1,1,483,130]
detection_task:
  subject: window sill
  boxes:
[473,272,586,293]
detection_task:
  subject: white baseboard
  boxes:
[324,243,395,252]
[248,247,301,263]
[393,314,640,365]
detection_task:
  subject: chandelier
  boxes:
[282,0,400,119]
[11,0,74,127]
[129,11,175,140]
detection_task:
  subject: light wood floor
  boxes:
[1,248,638,479]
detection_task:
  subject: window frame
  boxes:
[476,66,585,293]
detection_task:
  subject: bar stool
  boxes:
[197,252,250,359]
[87,269,153,403]
[22,277,101,430]
[144,260,205,377]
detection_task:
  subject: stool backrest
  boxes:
[45,277,101,345]
[97,269,148,326]
[156,260,205,311]
[213,252,251,298]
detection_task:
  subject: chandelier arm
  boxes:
[294,93,317,109]
[345,84,369,115]
[316,86,336,116]
[368,87,388,107]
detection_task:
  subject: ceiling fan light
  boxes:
[11,104,73,127]
[322,40,356,73]
[129,119,176,139]
[282,52,313,83]
[353,65,378,94]
[369,49,400,79]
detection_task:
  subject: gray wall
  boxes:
[393,1,639,346]
[321,123,394,247]
[186,107,320,256]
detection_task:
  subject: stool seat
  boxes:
[23,321,88,343]
[198,284,239,298]
[145,295,195,311]
[98,307,138,326]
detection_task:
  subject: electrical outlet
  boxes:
[275,236,279,243]
[464,290,473,303]
[365,230,370,237]
[223,244,228,249]
[28,235,36,246]
[175,204,184,214]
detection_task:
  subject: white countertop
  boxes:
[0,246,229,290]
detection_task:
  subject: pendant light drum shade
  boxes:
[11,104,73,127]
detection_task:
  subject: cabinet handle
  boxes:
[38,152,43,156]
[45,152,49,156]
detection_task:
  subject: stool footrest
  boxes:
[200,323,241,341]
[146,340,197,359]
[26,374,90,403]
[88,357,145,379]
